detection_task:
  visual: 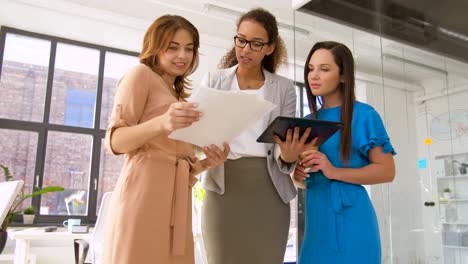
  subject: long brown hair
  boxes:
[304,41,356,162]
[219,8,287,73]
[139,15,200,98]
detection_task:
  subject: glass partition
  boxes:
[293,1,468,263]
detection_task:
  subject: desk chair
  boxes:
[0,180,24,226]
[0,180,24,255]
[74,192,112,264]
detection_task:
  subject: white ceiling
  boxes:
[7,0,468,93]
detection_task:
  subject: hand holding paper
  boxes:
[169,85,276,148]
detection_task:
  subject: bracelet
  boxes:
[279,155,296,165]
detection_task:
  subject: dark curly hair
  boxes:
[219,8,287,73]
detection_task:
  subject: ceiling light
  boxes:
[438,27,468,42]
[382,53,448,75]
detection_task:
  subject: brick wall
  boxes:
[0,60,123,215]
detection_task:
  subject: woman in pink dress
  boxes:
[103,15,229,264]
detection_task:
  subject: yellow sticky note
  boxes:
[424,138,432,145]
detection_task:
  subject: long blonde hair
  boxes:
[140,15,200,98]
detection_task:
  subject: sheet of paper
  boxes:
[168,85,276,148]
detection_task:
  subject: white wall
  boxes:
[415,80,468,263]
[0,0,144,52]
[364,80,425,263]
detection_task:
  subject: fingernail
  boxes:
[193,103,198,107]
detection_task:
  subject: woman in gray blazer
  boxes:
[201,8,313,264]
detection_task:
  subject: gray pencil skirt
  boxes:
[201,157,290,264]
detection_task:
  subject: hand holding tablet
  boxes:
[257,116,343,188]
[256,116,343,145]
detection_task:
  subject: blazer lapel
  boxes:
[263,69,280,123]
[218,66,238,91]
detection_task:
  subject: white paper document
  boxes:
[168,85,276,148]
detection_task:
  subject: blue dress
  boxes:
[298,101,396,264]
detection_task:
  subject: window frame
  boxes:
[293,81,307,259]
[0,26,138,225]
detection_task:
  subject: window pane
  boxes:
[303,91,311,117]
[64,88,97,127]
[285,197,298,262]
[100,52,139,129]
[295,85,301,117]
[41,131,92,216]
[97,138,124,214]
[49,43,99,128]
[0,129,38,210]
[0,33,50,122]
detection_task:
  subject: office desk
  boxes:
[8,229,90,264]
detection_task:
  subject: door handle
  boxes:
[424,201,436,206]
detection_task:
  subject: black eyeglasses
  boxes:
[234,36,269,51]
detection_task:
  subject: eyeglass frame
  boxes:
[233,36,270,51]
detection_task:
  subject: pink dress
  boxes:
[103,64,203,264]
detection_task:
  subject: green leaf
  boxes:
[193,182,205,202]
[1,164,64,231]
[23,206,35,214]
[453,160,468,167]
[1,164,13,181]
[1,211,19,231]
[23,186,65,200]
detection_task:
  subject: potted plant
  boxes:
[22,206,36,225]
[443,187,452,199]
[452,160,468,175]
[1,164,64,253]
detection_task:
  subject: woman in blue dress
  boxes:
[294,41,396,264]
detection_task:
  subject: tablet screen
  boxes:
[256,116,343,145]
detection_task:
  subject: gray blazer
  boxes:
[200,65,298,204]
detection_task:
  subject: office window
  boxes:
[41,131,92,216]
[100,52,139,129]
[0,26,138,224]
[50,43,99,128]
[97,138,124,214]
[0,129,37,212]
[64,88,96,128]
[0,33,50,122]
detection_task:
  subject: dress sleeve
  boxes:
[357,108,397,158]
[187,155,206,187]
[104,65,149,155]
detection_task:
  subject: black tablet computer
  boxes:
[256,116,343,145]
